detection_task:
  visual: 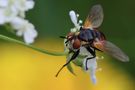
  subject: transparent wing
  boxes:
[84,4,104,29]
[94,40,129,62]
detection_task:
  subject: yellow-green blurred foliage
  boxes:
[0,40,134,90]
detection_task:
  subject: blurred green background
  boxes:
[0,0,135,90]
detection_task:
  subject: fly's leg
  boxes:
[85,56,95,70]
[85,46,97,84]
[55,50,80,77]
[86,46,96,57]
[85,46,96,70]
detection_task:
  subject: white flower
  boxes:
[0,0,35,24]
[0,0,37,44]
[83,57,97,84]
[69,10,82,31]
[10,17,37,44]
[0,8,17,24]
[13,0,35,11]
[0,9,6,24]
[11,0,35,17]
[0,0,8,7]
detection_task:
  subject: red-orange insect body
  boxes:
[67,32,81,49]
[72,38,81,49]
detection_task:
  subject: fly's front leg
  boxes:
[55,49,80,77]
[65,49,80,66]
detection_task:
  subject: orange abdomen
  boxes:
[73,38,81,49]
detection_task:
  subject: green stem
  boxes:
[0,34,67,56]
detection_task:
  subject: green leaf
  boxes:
[66,53,76,75]
[0,34,67,56]
[67,63,76,76]
[73,55,86,67]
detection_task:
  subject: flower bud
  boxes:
[69,10,78,26]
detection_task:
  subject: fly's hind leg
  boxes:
[85,46,96,70]
[84,47,97,83]
[85,56,96,70]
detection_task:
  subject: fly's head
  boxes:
[65,32,81,51]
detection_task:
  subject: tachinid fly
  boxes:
[56,4,129,78]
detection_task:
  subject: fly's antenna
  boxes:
[59,36,66,39]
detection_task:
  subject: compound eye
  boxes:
[73,38,81,49]
[67,32,74,39]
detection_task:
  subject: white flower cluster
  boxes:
[0,0,37,44]
[69,10,82,32]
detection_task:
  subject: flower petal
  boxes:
[0,9,6,24]
[69,10,78,27]
[4,8,18,22]
[10,17,25,30]
[83,57,97,84]
[89,67,97,84]
[25,0,35,11]
[23,28,37,44]
[16,30,23,36]
[80,47,92,56]
[24,30,34,44]
[26,23,37,38]
[0,0,8,7]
